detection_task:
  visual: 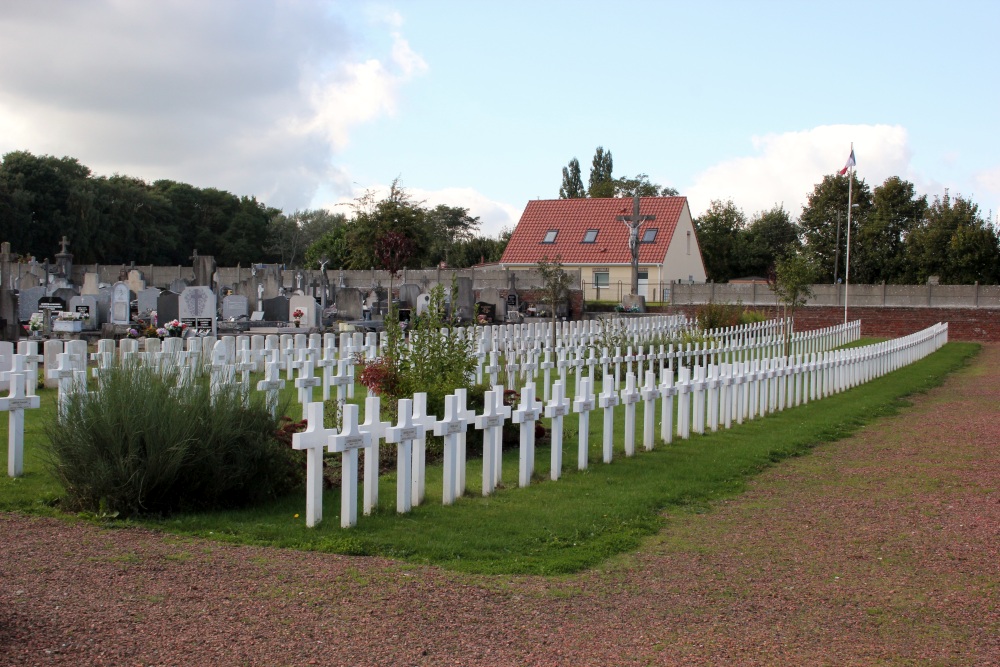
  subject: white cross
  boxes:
[359,395,391,515]
[256,361,285,418]
[473,389,504,496]
[640,369,660,451]
[385,398,425,513]
[540,350,554,403]
[16,343,43,397]
[329,403,372,528]
[489,384,511,487]
[572,376,597,473]
[0,360,40,477]
[294,359,322,417]
[676,366,692,439]
[292,402,336,527]
[484,351,500,387]
[409,392,437,506]
[619,372,641,457]
[330,358,353,426]
[433,394,468,505]
[544,380,571,481]
[511,383,543,488]
[598,373,619,463]
[47,352,76,419]
[452,387,477,497]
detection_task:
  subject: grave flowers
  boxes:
[292,308,304,327]
[164,319,188,337]
[126,327,141,339]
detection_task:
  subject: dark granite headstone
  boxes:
[157,290,179,323]
[262,295,290,322]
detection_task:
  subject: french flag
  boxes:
[839,149,856,175]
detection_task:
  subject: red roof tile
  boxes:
[500,197,687,265]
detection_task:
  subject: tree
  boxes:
[853,177,925,284]
[375,230,415,312]
[559,158,586,198]
[739,205,799,278]
[904,191,1000,284]
[769,253,817,357]
[613,173,678,198]
[266,208,345,267]
[799,173,873,282]
[304,224,351,269]
[536,256,573,349]
[424,204,480,266]
[588,146,614,198]
[694,200,745,282]
[343,179,429,269]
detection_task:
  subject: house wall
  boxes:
[660,202,707,284]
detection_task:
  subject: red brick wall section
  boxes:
[651,305,1000,342]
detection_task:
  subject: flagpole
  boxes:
[843,142,853,325]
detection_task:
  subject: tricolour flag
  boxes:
[838,149,856,175]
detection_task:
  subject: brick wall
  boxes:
[650,304,1000,342]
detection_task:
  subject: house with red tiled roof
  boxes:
[499,197,707,302]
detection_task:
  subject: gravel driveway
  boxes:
[2,346,997,666]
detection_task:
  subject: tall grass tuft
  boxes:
[43,361,302,516]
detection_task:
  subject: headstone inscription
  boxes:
[179,286,217,332]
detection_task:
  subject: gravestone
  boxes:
[289,295,319,328]
[52,287,77,306]
[95,286,112,324]
[192,255,215,287]
[137,287,161,319]
[126,269,146,294]
[398,284,422,309]
[110,282,131,325]
[68,295,99,330]
[455,277,475,321]
[414,293,432,316]
[179,286,217,330]
[335,288,362,321]
[262,295,290,322]
[157,290,179,324]
[0,342,13,391]
[478,288,505,321]
[17,286,45,322]
[81,273,100,296]
[169,278,188,294]
[222,295,249,321]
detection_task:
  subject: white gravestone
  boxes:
[0,358,40,477]
[293,402,336,528]
[358,396,391,515]
[511,384,543,488]
[329,404,372,528]
[573,376,596,470]
[544,381,571,481]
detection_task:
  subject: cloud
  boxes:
[683,124,930,218]
[0,1,425,212]
[314,183,520,238]
[975,166,1000,196]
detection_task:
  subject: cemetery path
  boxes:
[2,347,998,666]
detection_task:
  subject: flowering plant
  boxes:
[28,313,43,331]
[155,327,168,339]
[127,327,141,339]
[292,308,304,320]
[476,313,489,325]
[165,319,188,336]
[57,311,84,321]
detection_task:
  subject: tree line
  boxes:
[0,151,510,270]
[695,174,1000,285]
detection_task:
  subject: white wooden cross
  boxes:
[256,361,285,418]
[359,395,391,515]
[485,351,500,387]
[691,365,707,435]
[317,352,336,401]
[619,372,641,457]
[235,349,256,406]
[473,389,502,496]
[294,359,322,418]
[385,398,424,513]
[539,350,554,403]
[409,392,436,505]
[658,368,675,445]
[16,341,42,397]
[330,358,353,427]
[612,347,624,391]
[292,401,336,527]
[706,364,720,433]
[544,380,571,481]
[433,394,467,505]
[453,387,476,497]
[640,369,659,451]
[47,352,76,419]
[676,366,692,439]
[1,359,40,477]
[573,376,596,470]
[598,373,619,463]
[329,403,372,528]
[489,384,511,487]
[511,383,543,488]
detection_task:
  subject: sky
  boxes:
[2,0,998,240]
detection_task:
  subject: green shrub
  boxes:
[43,362,302,516]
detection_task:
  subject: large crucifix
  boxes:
[616,194,655,296]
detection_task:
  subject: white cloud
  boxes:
[0,1,426,212]
[684,124,930,218]
[975,166,1000,196]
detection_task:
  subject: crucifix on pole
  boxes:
[616,194,655,296]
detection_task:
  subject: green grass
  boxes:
[0,342,978,575]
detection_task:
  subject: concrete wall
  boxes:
[665,282,1000,309]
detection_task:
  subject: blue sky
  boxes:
[1,1,997,240]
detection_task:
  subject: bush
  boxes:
[43,361,302,516]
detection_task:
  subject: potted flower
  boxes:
[27,313,43,337]
[292,308,304,328]
[164,319,188,337]
[126,327,141,340]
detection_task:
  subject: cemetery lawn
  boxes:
[2,342,974,576]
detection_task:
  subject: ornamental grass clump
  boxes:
[43,361,302,517]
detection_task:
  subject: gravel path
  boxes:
[2,346,997,666]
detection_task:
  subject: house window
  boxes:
[641,228,658,243]
[542,229,558,243]
[686,230,691,255]
[582,229,599,243]
[593,270,609,287]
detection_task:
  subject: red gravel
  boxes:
[2,346,998,666]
